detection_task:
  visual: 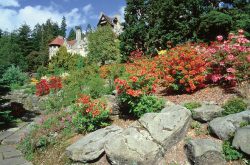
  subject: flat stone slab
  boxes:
[209,110,250,140]
[0,145,32,165]
[192,104,224,122]
[0,156,29,165]
[185,139,226,165]
[2,122,34,145]
[105,125,165,165]
[232,126,250,155]
[0,131,13,142]
[65,125,123,163]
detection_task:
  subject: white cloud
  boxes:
[0,5,87,31]
[82,4,93,14]
[0,0,20,7]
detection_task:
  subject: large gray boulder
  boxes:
[139,109,191,150]
[105,107,191,165]
[65,125,123,163]
[192,104,224,122]
[209,110,250,140]
[104,124,165,165]
[3,89,46,111]
[232,126,250,155]
[185,139,226,165]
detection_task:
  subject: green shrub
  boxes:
[0,65,28,86]
[132,95,165,118]
[87,26,121,65]
[240,121,250,127]
[18,135,35,161]
[223,140,243,161]
[184,102,202,110]
[42,65,109,112]
[23,84,36,95]
[198,10,232,41]
[222,98,247,116]
[36,66,48,79]
[100,64,126,93]
[0,110,14,125]
[81,74,108,99]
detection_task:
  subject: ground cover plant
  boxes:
[222,97,247,116]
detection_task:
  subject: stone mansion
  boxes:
[49,13,123,59]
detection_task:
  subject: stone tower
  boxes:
[75,26,81,42]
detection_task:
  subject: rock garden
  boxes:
[0,29,249,165]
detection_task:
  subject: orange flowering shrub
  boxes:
[114,58,161,116]
[72,95,110,132]
[155,43,209,92]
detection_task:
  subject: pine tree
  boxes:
[86,24,92,34]
[120,0,147,58]
[17,24,33,57]
[60,16,67,37]
[146,0,208,51]
[0,29,2,38]
[67,28,76,40]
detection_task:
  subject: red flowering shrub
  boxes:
[48,76,62,91]
[155,43,209,92]
[36,76,63,96]
[36,79,50,96]
[206,30,250,86]
[129,49,144,62]
[72,95,110,132]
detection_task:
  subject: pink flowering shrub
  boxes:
[205,30,250,86]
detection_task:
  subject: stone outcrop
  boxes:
[104,105,191,165]
[3,89,46,112]
[65,126,123,163]
[232,126,250,155]
[185,139,226,165]
[209,110,250,140]
[105,124,165,165]
[139,109,191,150]
[192,104,224,122]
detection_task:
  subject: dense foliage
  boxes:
[49,46,85,72]
[87,26,121,65]
[0,17,69,78]
[0,65,28,86]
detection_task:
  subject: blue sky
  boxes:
[0,0,126,32]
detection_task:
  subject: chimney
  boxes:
[75,26,81,41]
[113,14,121,23]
